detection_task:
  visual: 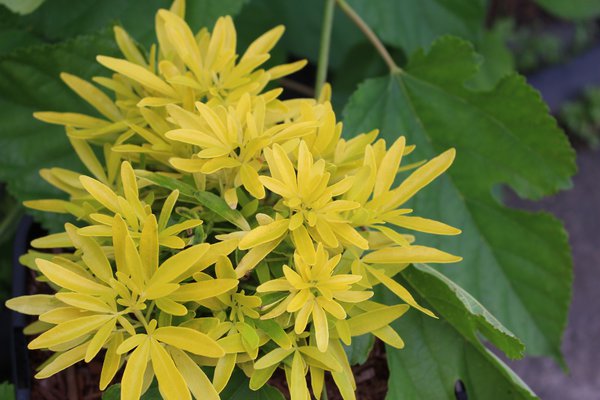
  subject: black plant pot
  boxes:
[10,216,33,400]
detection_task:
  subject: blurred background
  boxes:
[0,0,598,399]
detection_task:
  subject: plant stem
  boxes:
[315,0,336,97]
[336,0,401,73]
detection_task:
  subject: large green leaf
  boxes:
[0,30,119,230]
[534,0,600,20]
[21,0,247,46]
[342,36,575,362]
[383,264,536,399]
[347,0,486,55]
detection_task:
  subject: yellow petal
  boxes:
[236,236,284,278]
[290,351,308,400]
[114,26,147,66]
[29,314,113,349]
[155,297,188,316]
[367,266,435,317]
[79,175,120,213]
[238,219,289,250]
[347,304,409,336]
[66,226,112,283]
[100,332,124,390]
[312,304,329,352]
[149,243,210,287]
[363,245,462,264]
[240,163,265,199]
[85,317,117,361]
[30,232,72,249]
[254,347,293,370]
[213,352,237,393]
[35,342,88,379]
[374,137,405,196]
[388,215,461,235]
[61,73,121,121]
[267,59,307,80]
[298,346,342,371]
[291,225,316,265]
[150,339,191,400]
[389,148,455,208]
[121,339,150,400]
[5,294,63,315]
[153,326,225,358]
[170,347,220,400]
[169,279,238,302]
[97,55,177,98]
[35,259,112,295]
[69,137,109,183]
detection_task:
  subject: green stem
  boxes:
[315,0,336,97]
[336,0,401,73]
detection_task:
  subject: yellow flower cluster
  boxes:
[7,1,461,399]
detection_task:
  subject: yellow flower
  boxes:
[347,136,462,242]
[239,141,369,266]
[257,244,372,352]
[165,94,318,206]
[7,213,235,398]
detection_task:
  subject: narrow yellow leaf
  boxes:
[362,245,462,264]
[100,332,123,390]
[254,347,293,370]
[213,352,237,393]
[35,342,88,379]
[155,297,188,316]
[97,56,177,98]
[29,314,113,349]
[61,73,121,121]
[169,279,238,302]
[170,347,220,400]
[153,326,225,358]
[149,243,210,287]
[347,304,409,336]
[367,266,435,318]
[298,346,342,372]
[30,232,72,249]
[290,351,308,400]
[238,219,289,250]
[5,294,63,315]
[150,339,191,400]
[388,215,461,235]
[35,259,112,295]
[121,339,150,400]
[79,175,120,213]
[389,148,455,208]
[85,317,117,361]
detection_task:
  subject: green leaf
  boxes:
[0,0,44,15]
[102,382,161,399]
[383,267,537,400]
[22,0,247,46]
[344,333,374,365]
[141,172,251,231]
[347,0,486,55]
[342,36,575,362]
[0,381,15,400]
[534,0,600,20]
[235,0,362,70]
[221,369,285,400]
[0,29,119,230]
[407,264,524,359]
[194,191,251,231]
